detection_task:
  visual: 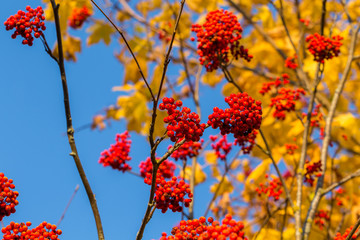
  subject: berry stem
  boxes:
[89,0,155,102]
[49,1,104,239]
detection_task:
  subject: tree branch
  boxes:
[49,1,105,239]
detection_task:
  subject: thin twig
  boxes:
[49,1,105,239]
[136,3,187,238]
[203,150,241,218]
[303,24,360,240]
[90,0,155,101]
[344,217,360,240]
[57,185,80,226]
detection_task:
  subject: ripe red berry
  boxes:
[306,33,343,63]
[160,214,247,239]
[4,6,45,46]
[0,173,19,221]
[139,157,176,184]
[191,9,252,72]
[170,140,203,161]
[99,131,132,172]
[68,6,92,29]
[1,221,62,240]
[160,98,205,143]
[208,92,262,153]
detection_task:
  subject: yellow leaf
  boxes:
[245,160,271,188]
[87,20,115,46]
[202,71,223,87]
[210,177,234,197]
[204,151,218,165]
[256,229,281,240]
[112,84,135,92]
[53,35,81,62]
[181,163,207,185]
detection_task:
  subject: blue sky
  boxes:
[0,1,246,239]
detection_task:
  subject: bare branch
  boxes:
[90,0,155,101]
[49,1,105,239]
[57,185,80,226]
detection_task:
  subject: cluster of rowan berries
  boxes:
[334,226,357,240]
[139,157,176,185]
[1,221,62,240]
[191,9,252,72]
[170,140,203,161]
[259,73,291,95]
[270,88,306,120]
[98,131,132,172]
[304,160,322,186]
[68,6,92,29]
[335,188,346,206]
[285,143,298,155]
[306,33,343,63]
[210,135,233,161]
[154,176,193,213]
[159,98,205,143]
[4,6,46,46]
[160,214,247,240]
[0,173,19,221]
[255,174,283,201]
[208,93,262,145]
[285,55,298,69]
[314,210,330,230]
[234,130,258,154]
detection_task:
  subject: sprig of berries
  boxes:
[4,6,46,46]
[270,88,306,120]
[98,131,132,172]
[255,174,283,201]
[306,33,343,63]
[170,140,204,161]
[208,93,262,152]
[159,98,205,143]
[314,210,330,230]
[210,135,233,161]
[68,6,92,29]
[259,74,290,95]
[285,143,298,155]
[160,215,248,240]
[1,221,62,240]
[285,55,298,69]
[139,157,176,185]
[334,226,358,240]
[304,160,322,186]
[0,173,19,221]
[154,176,193,213]
[191,9,252,72]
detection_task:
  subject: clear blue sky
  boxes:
[0,1,251,239]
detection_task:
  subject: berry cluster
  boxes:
[285,55,298,69]
[68,6,92,29]
[139,157,176,185]
[255,174,283,201]
[306,33,343,63]
[98,131,132,172]
[154,176,193,213]
[335,188,345,206]
[191,9,252,72]
[0,173,19,221]
[259,74,290,95]
[285,143,298,155]
[314,210,330,230]
[170,140,204,161]
[160,215,248,240]
[334,226,357,240]
[4,6,46,46]
[270,88,306,120]
[304,160,322,186]
[1,221,62,240]
[234,130,257,154]
[159,98,205,143]
[208,93,262,151]
[210,135,233,161]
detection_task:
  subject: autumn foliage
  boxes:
[3,0,360,240]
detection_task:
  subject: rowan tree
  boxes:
[2,0,360,240]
